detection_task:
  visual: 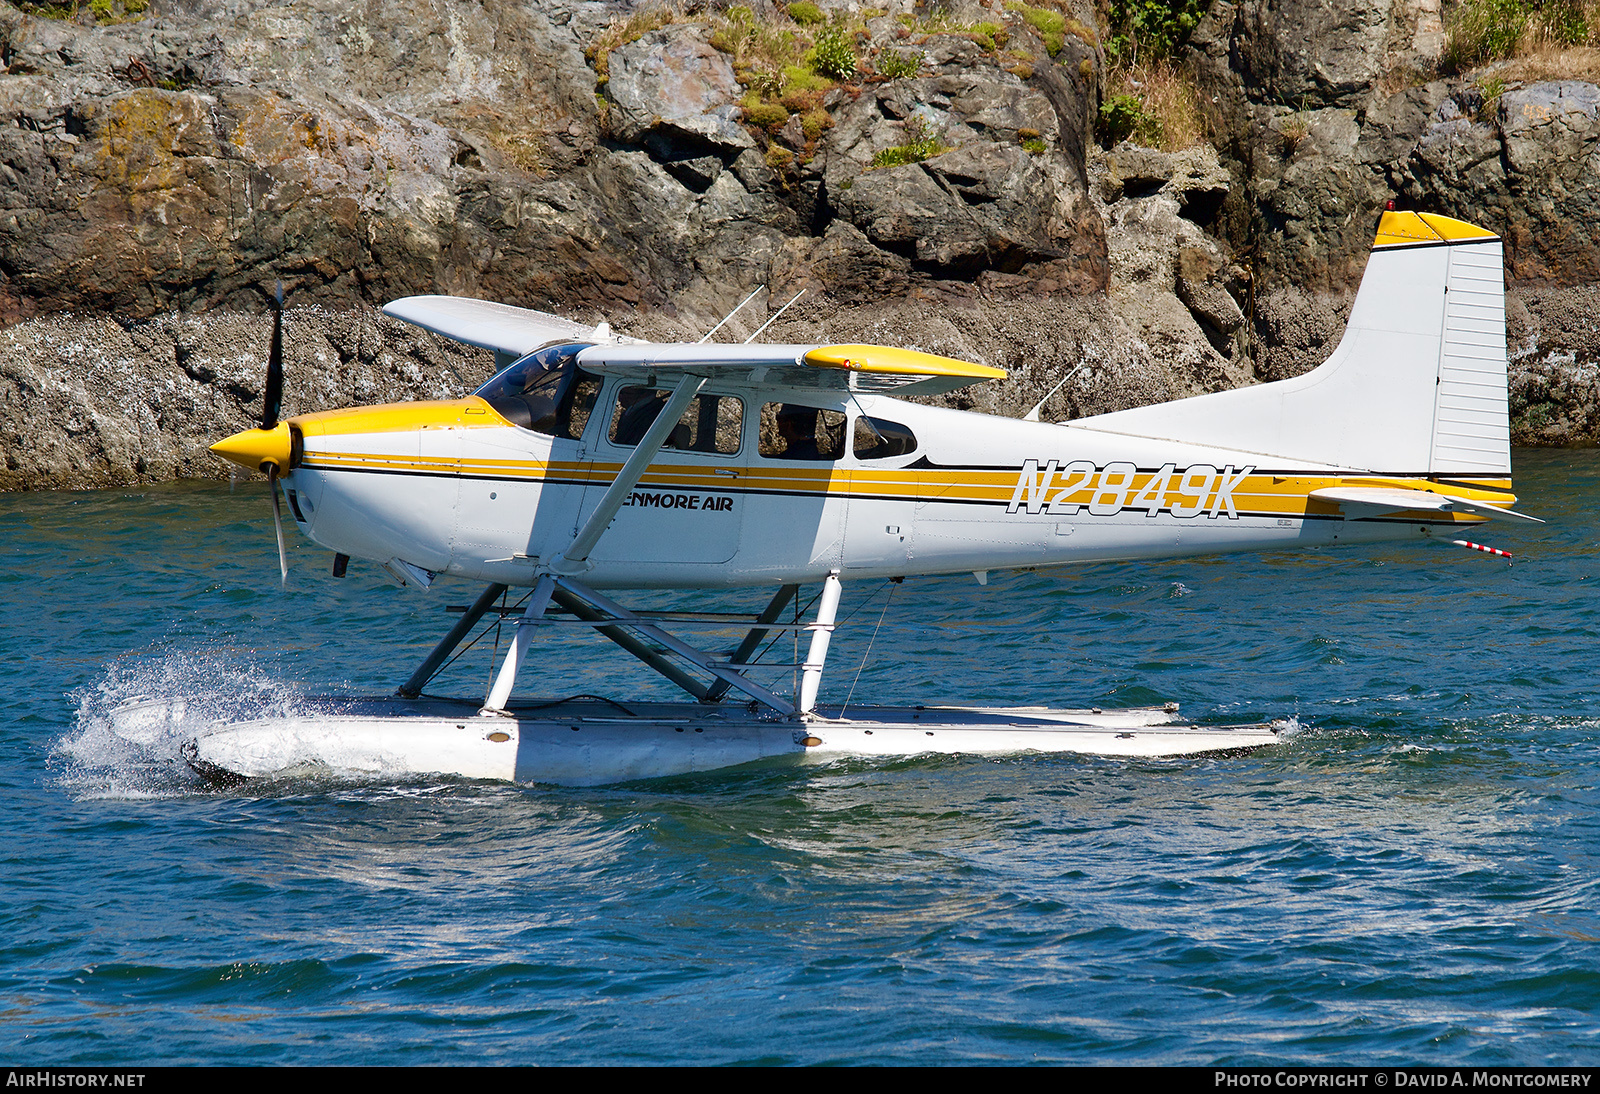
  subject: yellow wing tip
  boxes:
[805,344,1007,380]
[1374,210,1499,248]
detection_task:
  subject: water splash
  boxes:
[1271,715,1305,739]
[52,648,314,798]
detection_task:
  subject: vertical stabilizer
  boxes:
[1071,212,1509,476]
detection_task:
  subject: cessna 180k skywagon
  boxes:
[109,210,1540,786]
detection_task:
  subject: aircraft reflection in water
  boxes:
[116,211,1538,786]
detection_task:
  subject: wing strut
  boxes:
[549,374,706,575]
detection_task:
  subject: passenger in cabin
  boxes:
[775,407,824,460]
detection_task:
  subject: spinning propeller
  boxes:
[210,283,293,583]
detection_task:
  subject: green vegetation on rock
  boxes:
[15,0,147,22]
[700,3,850,148]
[1005,2,1066,56]
[811,23,857,79]
[1441,0,1595,71]
[1446,0,1533,68]
[1095,0,1207,150]
[896,11,1008,52]
[745,101,790,130]
[870,116,950,168]
[1098,94,1151,145]
[878,49,923,78]
[586,4,687,84]
[786,1,825,26]
[1476,74,1508,120]
[1104,0,1205,62]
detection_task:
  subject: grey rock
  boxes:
[0,0,1114,331]
[1175,246,1246,354]
[836,142,1060,273]
[662,154,725,192]
[1101,144,1175,200]
[1100,143,1230,223]
[1250,286,1351,382]
[777,114,806,151]
[1507,284,1600,445]
[1085,145,1253,403]
[0,306,492,491]
[605,26,751,149]
[1230,0,1393,110]
[21,0,1600,490]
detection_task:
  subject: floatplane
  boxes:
[109,211,1538,786]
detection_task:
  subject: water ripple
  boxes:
[3,452,1599,1062]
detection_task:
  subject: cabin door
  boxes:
[578,382,747,565]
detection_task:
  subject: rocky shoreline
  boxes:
[2,0,1598,490]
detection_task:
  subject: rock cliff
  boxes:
[0,0,1596,489]
[1189,0,1600,441]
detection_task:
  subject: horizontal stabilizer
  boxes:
[1310,487,1543,523]
[383,296,643,361]
[578,342,1004,395]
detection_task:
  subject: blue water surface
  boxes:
[1,449,1596,1065]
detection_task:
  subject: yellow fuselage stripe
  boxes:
[298,446,1515,519]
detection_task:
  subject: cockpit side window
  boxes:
[853,416,917,460]
[473,342,601,440]
[759,403,846,461]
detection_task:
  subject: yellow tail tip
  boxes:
[1374,210,1498,248]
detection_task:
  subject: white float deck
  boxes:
[108,695,1282,787]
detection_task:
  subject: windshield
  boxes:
[474,343,600,439]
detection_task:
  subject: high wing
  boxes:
[1309,486,1544,524]
[577,341,1006,395]
[383,294,1006,395]
[382,295,645,367]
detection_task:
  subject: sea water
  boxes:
[2,450,1597,1064]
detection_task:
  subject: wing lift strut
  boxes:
[395,373,844,721]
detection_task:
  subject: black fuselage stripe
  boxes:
[296,463,1482,523]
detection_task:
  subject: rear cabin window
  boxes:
[473,343,601,440]
[853,416,917,460]
[608,387,743,455]
[759,403,846,461]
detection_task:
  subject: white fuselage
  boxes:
[276,384,1473,590]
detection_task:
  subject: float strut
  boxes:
[704,584,798,702]
[798,570,842,715]
[548,587,711,701]
[397,582,509,699]
[480,574,555,715]
[555,577,795,713]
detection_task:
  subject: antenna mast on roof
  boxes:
[696,285,765,344]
